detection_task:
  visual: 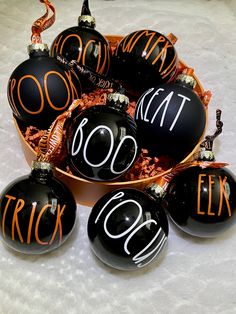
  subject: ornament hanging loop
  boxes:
[31,0,56,44]
[200,109,223,151]
[81,0,91,16]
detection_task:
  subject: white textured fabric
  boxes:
[0,0,236,313]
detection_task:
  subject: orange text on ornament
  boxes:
[118,30,177,79]
[197,174,231,216]
[51,34,110,75]
[1,195,66,245]
[8,70,79,116]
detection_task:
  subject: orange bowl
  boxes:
[13,35,208,207]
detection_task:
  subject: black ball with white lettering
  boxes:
[0,161,77,254]
[164,166,236,237]
[87,188,169,270]
[134,77,206,161]
[66,93,139,181]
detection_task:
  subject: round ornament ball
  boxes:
[50,1,111,84]
[87,188,169,271]
[66,93,139,181]
[134,73,207,161]
[164,166,236,237]
[0,161,77,254]
[7,43,81,129]
[111,29,178,96]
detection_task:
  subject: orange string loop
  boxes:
[31,0,56,44]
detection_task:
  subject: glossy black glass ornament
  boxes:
[50,0,111,84]
[134,74,206,161]
[87,188,168,271]
[0,161,77,254]
[164,166,236,237]
[111,30,178,96]
[67,93,139,181]
[7,44,81,129]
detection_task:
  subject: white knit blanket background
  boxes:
[0,0,236,313]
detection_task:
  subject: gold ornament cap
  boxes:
[31,160,53,172]
[107,92,129,111]
[176,73,197,89]
[147,183,166,199]
[198,149,215,161]
[107,93,129,105]
[78,15,96,28]
[27,43,49,56]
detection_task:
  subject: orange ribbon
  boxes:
[158,160,229,189]
[37,99,83,163]
[31,0,56,44]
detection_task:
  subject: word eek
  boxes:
[197,174,231,217]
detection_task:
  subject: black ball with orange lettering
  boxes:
[0,165,77,254]
[164,166,236,237]
[111,30,178,97]
[7,49,81,129]
[50,26,111,90]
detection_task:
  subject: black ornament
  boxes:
[67,93,139,181]
[111,30,178,96]
[164,166,236,238]
[134,73,206,161]
[50,0,111,85]
[87,188,168,270]
[0,161,77,254]
[7,44,81,129]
